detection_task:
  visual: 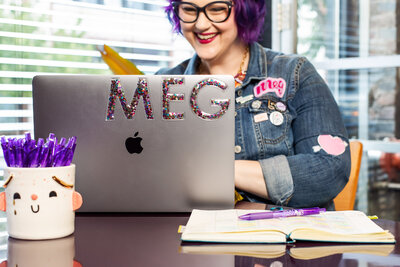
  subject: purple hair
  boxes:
[165,0,266,44]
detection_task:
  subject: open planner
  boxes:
[179,243,395,260]
[180,209,395,244]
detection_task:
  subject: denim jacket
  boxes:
[156,42,351,210]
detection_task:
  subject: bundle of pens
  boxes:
[1,133,77,168]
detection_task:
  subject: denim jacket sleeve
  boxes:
[257,56,351,208]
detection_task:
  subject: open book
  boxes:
[180,209,395,244]
[179,243,395,260]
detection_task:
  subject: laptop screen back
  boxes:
[33,75,235,212]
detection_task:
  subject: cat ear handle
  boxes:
[72,191,83,211]
[0,192,6,212]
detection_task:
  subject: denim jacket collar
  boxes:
[183,42,269,90]
[183,53,198,75]
[240,42,268,91]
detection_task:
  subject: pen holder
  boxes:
[0,164,83,240]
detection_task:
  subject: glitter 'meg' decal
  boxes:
[162,77,185,120]
[190,78,230,120]
[106,78,154,120]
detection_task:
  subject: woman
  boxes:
[157,0,351,210]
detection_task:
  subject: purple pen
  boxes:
[25,132,32,142]
[38,143,50,167]
[25,147,38,167]
[238,207,326,220]
[46,138,55,167]
[7,138,15,167]
[1,133,77,168]
[58,137,71,166]
[1,136,10,167]
[16,139,24,167]
[22,136,31,167]
[64,137,77,166]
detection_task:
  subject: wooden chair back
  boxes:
[333,140,363,210]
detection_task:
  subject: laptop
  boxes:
[33,75,235,212]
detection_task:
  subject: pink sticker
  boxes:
[254,78,286,98]
[314,135,347,156]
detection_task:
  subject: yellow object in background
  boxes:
[98,44,144,75]
[235,190,243,204]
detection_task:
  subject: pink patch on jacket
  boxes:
[317,135,347,156]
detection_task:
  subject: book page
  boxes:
[290,244,395,260]
[182,209,289,243]
[283,211,385,235]
[180,244,287,258]
[183,209,290,234]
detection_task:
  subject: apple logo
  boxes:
[125,131,143,154]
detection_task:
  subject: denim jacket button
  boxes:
[234,145,242,154]
[237,89,243,97]
[251,100,262,109]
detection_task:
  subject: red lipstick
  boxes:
[196,33,218,44]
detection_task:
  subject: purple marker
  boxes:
[16,139,23,167]
[7,138,16,167]
[31,138,44,167]
[238,207,326,220]
[1,136,10,167]
[1,133,77,168]
[38,143,50,167]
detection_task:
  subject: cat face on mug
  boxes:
[0,173,82,216]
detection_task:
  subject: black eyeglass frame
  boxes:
[172,1,233,23]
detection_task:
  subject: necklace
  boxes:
[196,46,249,88]
[234,46,249,88]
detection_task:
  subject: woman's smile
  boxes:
[196,32,218,44]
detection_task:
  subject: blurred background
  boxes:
[0,0,399,224]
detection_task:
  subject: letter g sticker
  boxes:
[190,78,230,120]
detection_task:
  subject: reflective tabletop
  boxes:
[0,202,399,267]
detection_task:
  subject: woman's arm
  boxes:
[236,57,350,208]
[235,160,269,199]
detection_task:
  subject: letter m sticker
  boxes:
[106,78,154,120]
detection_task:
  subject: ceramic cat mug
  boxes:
[0,164,83,240]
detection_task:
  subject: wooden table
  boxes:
[1,202,400,266]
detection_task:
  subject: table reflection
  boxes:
[1,235,81,267]
[0,203,398,267]
[73,214,234,266]
[180,242,397,266]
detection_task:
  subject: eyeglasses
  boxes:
[172,1,233,23]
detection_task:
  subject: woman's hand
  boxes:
[235,160,269,199]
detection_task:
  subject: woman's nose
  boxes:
[31,194,38,200]
[195,12,211,30]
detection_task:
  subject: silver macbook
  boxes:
[33,75,235,212]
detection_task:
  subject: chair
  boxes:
[333,140,363,211]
